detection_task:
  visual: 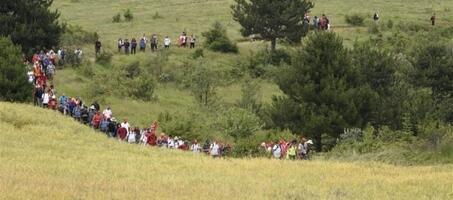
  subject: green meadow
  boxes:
[1,102,453,199]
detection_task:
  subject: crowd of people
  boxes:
[116,32,197,54]
[30,67,313,159]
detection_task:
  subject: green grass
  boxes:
[49,0,453,127]
[53,0,453,46]
[2,102,453,199]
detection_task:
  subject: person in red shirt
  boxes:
[91,111,102,129]
[48,95,57,110]
[117,126,128,140]
[147,130,157,146]
[431,14,436,26]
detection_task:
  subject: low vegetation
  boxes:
[1,102,453,199]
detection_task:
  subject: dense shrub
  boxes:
[190,64,218,106]
[95,51,113,65]
[202,22,238,53]
[112,13,121,23]
[345,14,365,26]
[60,25,99,47]
[0,37,31,102]
[216,107,263,141]
[128,75,157,101]
[192,48,204,59]
[123,9,134,21]
[208,38,238,53]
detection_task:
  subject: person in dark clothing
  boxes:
[431,14,436,26]
[92,101,100,111]
[95,40,102,55]
[373,12,380,22]
[124,39,130,54]
[34,86,44,106]
[150,34,158,52]
[108,119,117,137]
[131,38,137,54]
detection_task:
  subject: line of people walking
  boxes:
[117,32,196,54]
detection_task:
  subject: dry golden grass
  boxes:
[1,102,453,199]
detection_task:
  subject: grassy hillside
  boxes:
[53,0,453,45]
[1,102,453,199]
[49,0,453,128]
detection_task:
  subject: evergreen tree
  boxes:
[0,0,65,55]
[276,32,358,150]
[0,37,31,102]
[232,0,314,51]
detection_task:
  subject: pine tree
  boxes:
[0,37,31,102]
[0,0,65,55]
[232,0,314,51]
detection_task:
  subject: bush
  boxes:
[368,23,380,34]
[112,13,121,23]
[192,48,204,59]
[128,75,157,101]
[60,25,99,47]
[124,9,133,21]
[216,107,263,141]
[190,63,218,106]
[208,38,238,53]
[345,14,365,26]
[0,37,31,102]
[202,22,238,53]
[387,19,394,29]
[95,51,113,65]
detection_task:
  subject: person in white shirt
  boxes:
[210,141,220,157]
[164,36,171,48]
[190,140,201,153]
[127,130,136,143]
[41,91,50,108]
[102,107,112,119]
[120,119,130,133]
[167,136,175,148]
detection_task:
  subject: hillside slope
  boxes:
[1,102,453,199]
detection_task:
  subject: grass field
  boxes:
[49,0,453,128]
[1,102,453,199]
[53,0,453,45]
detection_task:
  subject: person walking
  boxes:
[131,38,137,54]
[164,36,171,49]
[124,39,130,54]
[431,14,436,26]
[117,38,123,53]
[189,35,196,49]
[95,39,102,55]
[150,34,158,52]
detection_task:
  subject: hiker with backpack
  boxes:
[131,38,137,54]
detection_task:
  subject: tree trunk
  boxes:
[271,38,276,52]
